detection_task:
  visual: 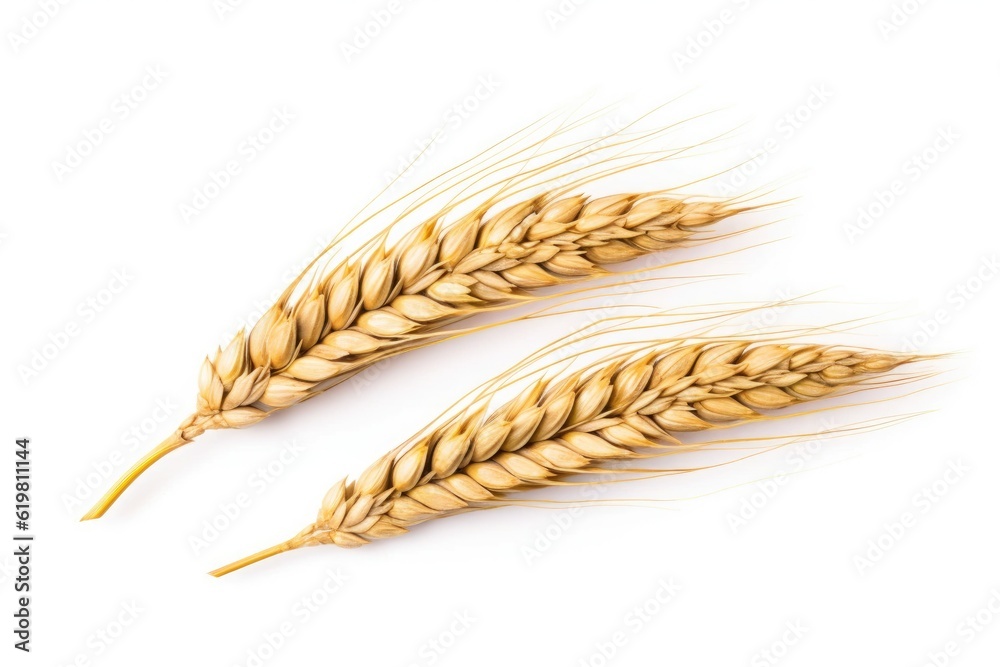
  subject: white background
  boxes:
[2,1,999,666]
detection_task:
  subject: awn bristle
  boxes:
[210,341,915,576]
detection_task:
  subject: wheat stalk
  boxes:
[210,340,918,575]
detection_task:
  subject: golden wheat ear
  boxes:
[209,338,927,576]
[84,108,765,521]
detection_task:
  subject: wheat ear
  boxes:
[83,189,751,520]
[210,341,917,575]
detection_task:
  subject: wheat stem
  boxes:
[209,538,299,577]
[80,431,189,520]
[82,413,214,520]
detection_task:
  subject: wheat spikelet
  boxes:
[210,340,918,575]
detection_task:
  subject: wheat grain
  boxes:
[210,340,917,575]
